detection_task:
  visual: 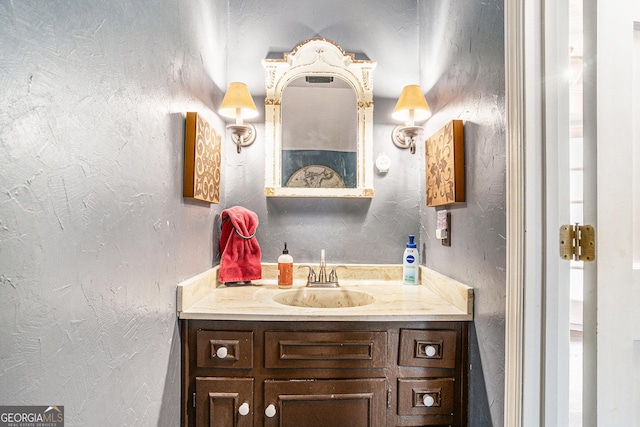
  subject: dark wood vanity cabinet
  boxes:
[181,320,469,426]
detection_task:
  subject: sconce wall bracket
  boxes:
[227,123,257,153]
[391,125,424,154]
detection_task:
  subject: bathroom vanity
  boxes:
[178,265,473,427]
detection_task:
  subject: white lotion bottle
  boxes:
[402,235,419,285]
[277,242,293,289]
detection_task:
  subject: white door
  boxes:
[581,0,640,424]
[506,0,640,425]
[542,0,640,424]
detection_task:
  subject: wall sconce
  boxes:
[391,85,431,154]
[219,82,258,153]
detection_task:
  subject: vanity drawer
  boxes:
[196,330,253,369]
[399,329,457,369]
[265,330,387,369]
[397,377,455,417]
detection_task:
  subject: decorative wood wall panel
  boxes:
[184,112,221,203]
[425,120,465,207]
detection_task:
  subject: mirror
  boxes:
[262,38,376,197]
[282,76,357,188]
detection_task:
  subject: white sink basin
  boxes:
[273,288,375,308]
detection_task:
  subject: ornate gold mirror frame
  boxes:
[262,38,376,197]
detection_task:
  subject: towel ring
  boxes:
[233,228,255,239]
[221,217,256,240]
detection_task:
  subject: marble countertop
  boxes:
[177,264,473,322]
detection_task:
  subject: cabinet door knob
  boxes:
[238,402,250,416]
[264,404,277,418]
[423,395,435,407]
[215,346,228,359]
[425,345,437,357]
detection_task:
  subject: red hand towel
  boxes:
[219,206,262,283]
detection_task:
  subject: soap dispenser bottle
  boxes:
[278,243,293,289]
[403,235,419,285]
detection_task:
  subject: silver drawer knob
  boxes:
[238,402,250,416]
[265,404,277,418]
[215,346,228,358]
[423,395,435,407]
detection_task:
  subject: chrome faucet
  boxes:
[299,250,346,287]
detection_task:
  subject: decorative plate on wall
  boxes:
[183,112,221,203]
[425,120,465,207]
[285,165,346,188]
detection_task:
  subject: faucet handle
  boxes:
[298,265,316,284]
[329,265,347,283]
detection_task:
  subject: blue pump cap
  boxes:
[406,235,417,248]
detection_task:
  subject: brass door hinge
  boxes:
[560,223,596,262]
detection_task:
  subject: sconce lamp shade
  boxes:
[392,85,431,123]
[219,82,259,120]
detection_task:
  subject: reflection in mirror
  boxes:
[262,38,376,198]
[281,76,357,188]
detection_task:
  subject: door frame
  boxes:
[504,0,573,423]
[504,0,555,425]
[503,0,527,425]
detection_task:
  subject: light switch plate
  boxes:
[436,210,451,246]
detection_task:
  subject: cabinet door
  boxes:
[195,377,253,427]
[263,378,386,427]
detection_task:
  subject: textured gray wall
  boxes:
[0,0,228,425]
[419,1,506,425]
